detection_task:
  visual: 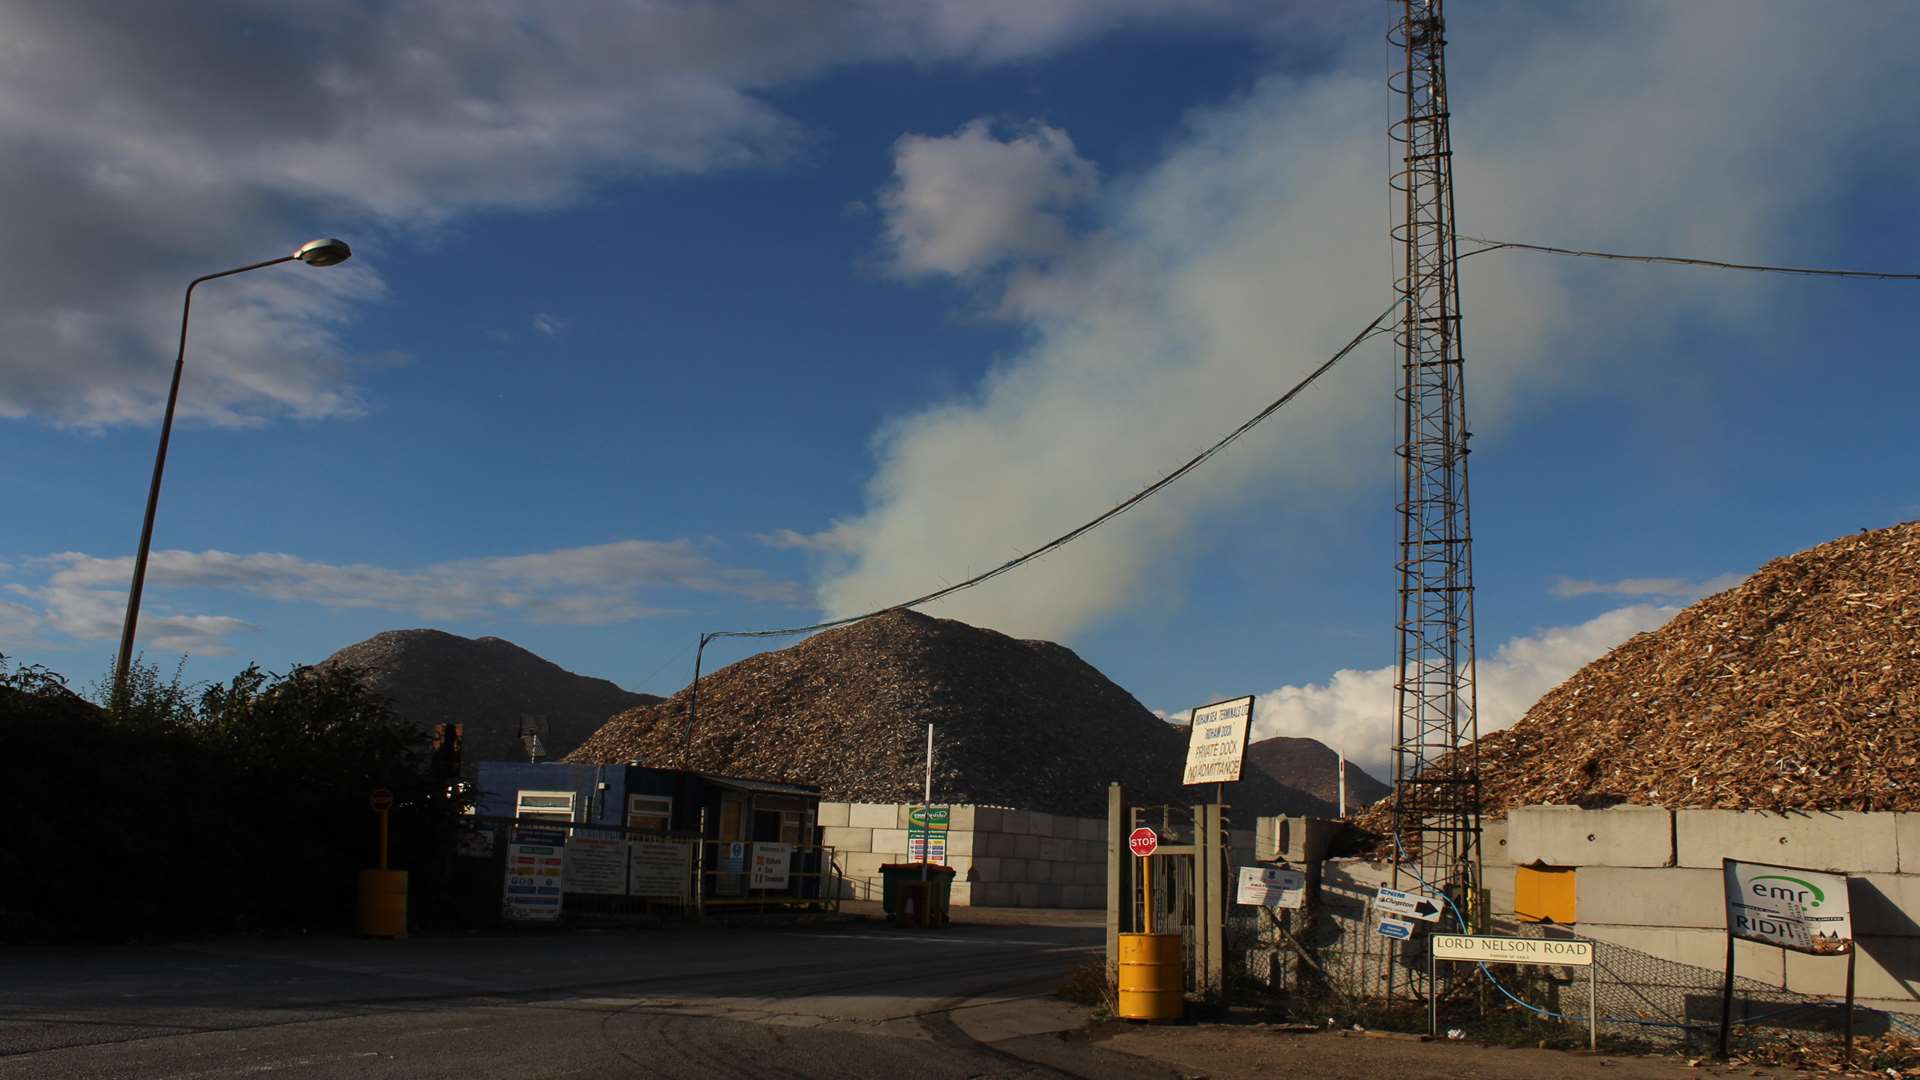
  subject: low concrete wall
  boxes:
[820,801,1270,908]
[1493,806,1920,1017]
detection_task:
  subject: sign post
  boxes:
[369,788,393,869]
[1718,859,1855,1061]
[1129,827,1159,933]
[1431,935,1596,1047]
[1181,696,1254,787]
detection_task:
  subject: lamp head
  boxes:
[295,238,352,267]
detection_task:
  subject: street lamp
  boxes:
[111,238,353,708]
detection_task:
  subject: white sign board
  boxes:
[1375,885,1443,923]
[1723,859,1852,955]
[749,842,792,890]
[562,836,628,896]
[1236,866,1306,909]
[503,840,565,921]
[629,840,692,900]
[1183,695,1254,785]
[1432,934,1594,966]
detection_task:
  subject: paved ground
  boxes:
[0,908,1804,1079]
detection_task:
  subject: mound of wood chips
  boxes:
[566,608,1326,819]
[1364,521,1920,825]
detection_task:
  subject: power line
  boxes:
[696,297,1402,651]
[1459,237,1920,281]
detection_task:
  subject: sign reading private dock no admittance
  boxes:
[1183,695,1254,785]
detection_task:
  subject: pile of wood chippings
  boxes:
[1731,1031,1920,1076]
[566,608,1325,819]
[1362,521,1920,825]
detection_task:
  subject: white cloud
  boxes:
[531,313,569,337]
[816,2,1915,642]
[1232,602,1679,777]
[881,119,1098,279]
[756,523,871,555]
[9,539,804,655]
[1551,574,1744,600]
[0,2,1277,430]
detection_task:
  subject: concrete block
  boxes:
[839,852,890,880]
[1030,861,1052,883]
[1013,883,1041,907]
[975,882,1015,906]
[1676,810,1899,873]
[1075,862,1104,886]
[948,882,973,907]
[984,833,1018,857]
[817,802,850,828]
[943,856,973,878]
[1580,924,1785,985]
[1897,814,1920,875]
[1485,865,1516,921]
[948,806,977,830]
[1039,837,1073,862]
[1482,818,1510,867]
[946,831,975,857]
[1508,805,1674,868]
[1786,937,1918,1001]
[848,803,898,830]
[821,827,872,854]
[1028,812,1054,838]
[1059,885,1098,908]
[1000,811,1030,836]
[1078,817,1103,841]
[1575,867,1724,929]
[967,857,1001,881]
[973,807,1003,832]
[1850,875,1920,939]
[871,828,909,856]
[1000,858,1028,881]
[1015,835,1041,859]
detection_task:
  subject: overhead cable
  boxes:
[1459,237,1920,281]
[695,297,1404,649]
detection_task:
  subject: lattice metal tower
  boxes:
[1388,0,1482,930]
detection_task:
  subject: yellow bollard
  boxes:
[357,869,408,938]
[1116,932,1184,1021]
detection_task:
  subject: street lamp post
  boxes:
[111,238,353,708]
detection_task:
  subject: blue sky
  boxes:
[2,2,1914,773]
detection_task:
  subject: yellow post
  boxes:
[378,807,389,870]
[1141,855,1152,935]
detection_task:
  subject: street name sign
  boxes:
[1375,885,1443,923]
[1431,935,1594,966]
[1376,916,1414,940]
[1183,695,1254,785]
[1236,866,1306,909]
[1722,858,1852,955]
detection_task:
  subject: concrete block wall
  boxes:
[1486,806,1920,1017]
[818,802,1109,908]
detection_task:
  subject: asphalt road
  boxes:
[0,914,1173,1079]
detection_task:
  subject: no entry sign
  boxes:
[1128,827,1159,859]
[369,788,394,813]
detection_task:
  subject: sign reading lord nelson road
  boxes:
[1183,695,1255,785]
[1723,858,1853,954]
[1432,935,1594,966]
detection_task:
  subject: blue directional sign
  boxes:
[1376,916,1414,940]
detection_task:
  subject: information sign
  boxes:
[907,804,950,864]
[629,840,692,900]
[503,839,565,921]
[1723,859,1852,955]
[562,836,627,896]
[1431,934,1593,966]
[1236,866,1306,909]
[1375,885,1444,923]
[749,842,792,890]
[1182,695,1255,785]
[1376,916,1414,940]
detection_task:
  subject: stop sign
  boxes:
[369,788,394,812]
[1128,826,1159,859]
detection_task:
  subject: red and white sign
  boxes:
[1128,827,1159,859]
[369,788,394,812]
